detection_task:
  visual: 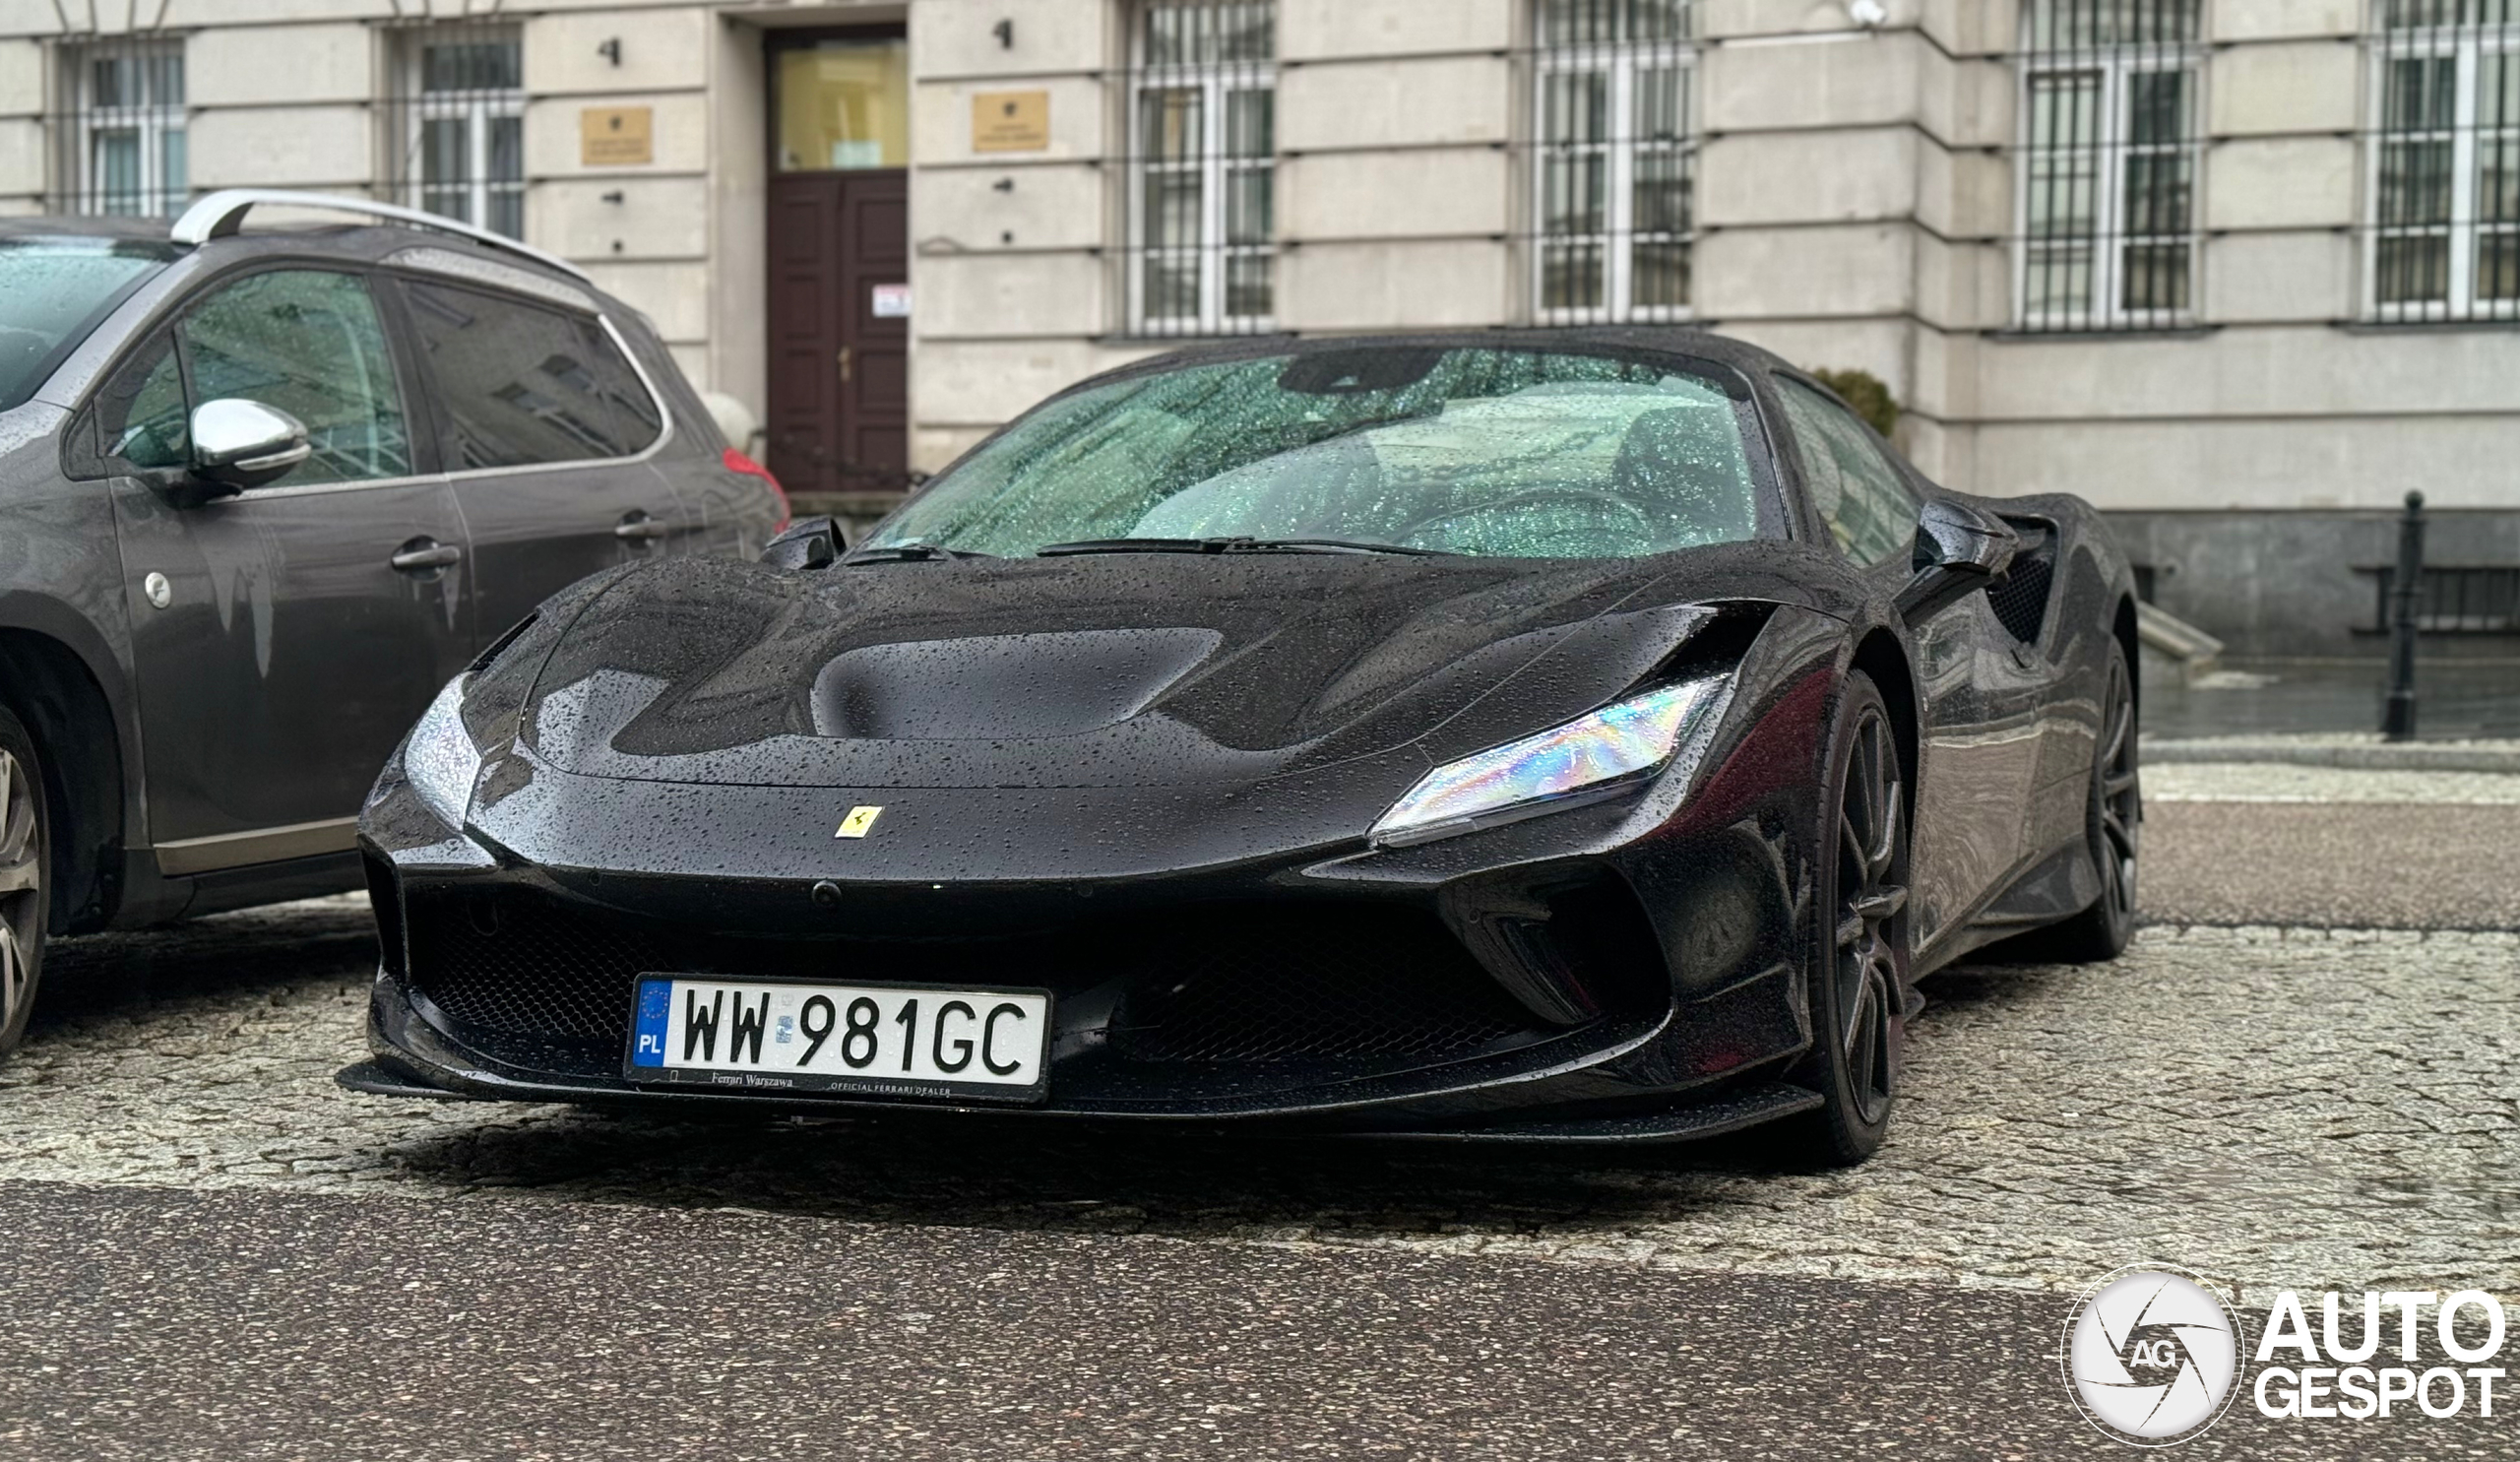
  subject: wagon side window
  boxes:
[1777,377,1916,568]
[179,268,414,485]
[401,280,659,467]
[94,328,189,471]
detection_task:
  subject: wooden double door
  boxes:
[766,169,909,495]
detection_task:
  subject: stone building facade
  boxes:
[6,0,2516,653]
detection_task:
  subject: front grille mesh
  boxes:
[410,893,647,1044]
[403,890,1545,1074]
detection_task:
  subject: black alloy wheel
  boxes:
[2031,641,2141,963]
[1795,670,1910,1166]
[0,703,47,1057]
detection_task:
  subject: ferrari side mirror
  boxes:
[1895,500,2019,624]
[761,514,846,570]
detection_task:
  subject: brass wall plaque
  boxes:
[581,106,656,166]
[972,90,1049,153]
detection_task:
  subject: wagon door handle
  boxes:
[614,510,672,542]
[838,346,852,384]
[389,539,463,572]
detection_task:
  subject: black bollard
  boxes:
[2383,489,2426,741]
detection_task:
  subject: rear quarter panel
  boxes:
[606,312,782,562]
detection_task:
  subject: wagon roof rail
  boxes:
[169,189,592,285]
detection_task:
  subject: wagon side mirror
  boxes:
[1895,500,2019,624]
[185,398,310,498]
[761,515,846,571]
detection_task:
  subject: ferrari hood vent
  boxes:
[810,628,1224,740]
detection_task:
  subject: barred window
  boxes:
[387,27,525,240]
[2015,0,2202,331]
[2368,0,2520,321]
[1533,0,1696,323]
[57,37,187,217]
[1126,1,1276,336]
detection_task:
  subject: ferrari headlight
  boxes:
[403,673,482,829]
[1370,676,1728,848]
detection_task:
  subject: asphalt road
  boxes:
[1,1184,2502,1462]
[1,772,2512,1459]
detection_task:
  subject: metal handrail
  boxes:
[168,189,592,285]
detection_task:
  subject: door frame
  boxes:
[761,24,914,497]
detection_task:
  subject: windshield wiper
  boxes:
[841,542,995,565]
[1035,537,1452,558]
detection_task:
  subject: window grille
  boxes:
[1532,0,1697,324]
[382,25,526,241]
[2364,564,2520,631]
[48,35,188,217]
[2367,0,2520,321]
[2014,0,2203,331]
[1124,1,1276,337]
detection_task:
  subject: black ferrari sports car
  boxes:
[346,330,2140,1164]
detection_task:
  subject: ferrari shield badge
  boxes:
[835,804,885,839]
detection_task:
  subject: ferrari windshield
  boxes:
[0,239,172,412]
[863,347,1765,560]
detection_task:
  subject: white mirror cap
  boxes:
[191,398,311,471]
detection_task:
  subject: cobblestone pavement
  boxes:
[9,894,2514,1303]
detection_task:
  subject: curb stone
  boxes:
[2141,735,2520,773]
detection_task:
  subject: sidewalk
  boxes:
[2139,654,2520,740]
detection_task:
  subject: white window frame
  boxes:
[2013,30,2203,331]
[398,29,526,241]
[2363,17,2520,322]
[70,39,187,218]
[1125,9,1276,336]
[1531,21,1696,325]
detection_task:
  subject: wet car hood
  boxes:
[513,546,1842,793]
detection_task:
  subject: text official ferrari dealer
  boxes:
[347,333,2140,1164]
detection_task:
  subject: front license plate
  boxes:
[625,977,1050,1103]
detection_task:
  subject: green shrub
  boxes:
[1808,367,1901,441]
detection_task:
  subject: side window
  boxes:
[401,281,660,468]
[1777,378,1918,567]
[180,269,412,486]
[576,321,664,451]
[94,329,190,471]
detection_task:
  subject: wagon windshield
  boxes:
[0,239,172,412]
[863,347,1766,560]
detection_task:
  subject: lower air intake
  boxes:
[1108,907,1537,1064]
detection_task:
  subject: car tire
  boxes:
[2011,641,2140,965]
[0,701,49,1058]
[1790,669,1909,1168]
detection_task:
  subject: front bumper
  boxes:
[354,668,1840,1135]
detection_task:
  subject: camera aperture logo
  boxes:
[2063,1267,2243,1445]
